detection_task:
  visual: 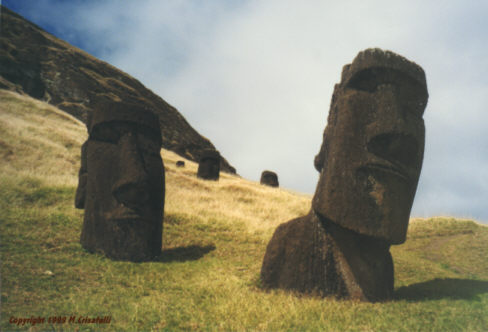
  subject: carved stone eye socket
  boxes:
[346,68,428,117]
[90,123,127,143]
[346,67,392,92]
[90,122,162,151]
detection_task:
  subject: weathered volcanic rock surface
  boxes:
[261,212,348,297]
[261,48,428,302]
[197,149,221,181]
[0,6,235,173]
[260,170,279,187]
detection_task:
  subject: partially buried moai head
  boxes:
[197,149,220,180]
[312,49,428,244]
[260,170,279,187]
[75,100,165,261]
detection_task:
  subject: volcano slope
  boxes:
[0,5,235,173]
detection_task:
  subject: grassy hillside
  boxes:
[1,89,487,331]
[1,6,236,173]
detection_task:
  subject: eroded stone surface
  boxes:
[312,48,427,244]
[260,170,279,187]
[261,212,347,296]
[197,150,220,181]
[261,48,428,301]
[75,100,165,261]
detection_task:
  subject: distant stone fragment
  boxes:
[260,170,279,187]
[176,160,185,168]
[75,100,165,262]
[197,149,220,180]
[261,48,428,301]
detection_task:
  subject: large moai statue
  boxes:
[260,170,279,187]
[75,100,165,262]
[261,49,428,301]
[197,149,220,180]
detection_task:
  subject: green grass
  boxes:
[1,90,488,331]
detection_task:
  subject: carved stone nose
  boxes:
[112,132,150,208]
[113,183,149,209]
[367,133,419,168]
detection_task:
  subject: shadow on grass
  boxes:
[157,244,216,262]
[395,278,488,301]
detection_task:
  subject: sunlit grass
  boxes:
[1,90,487,331]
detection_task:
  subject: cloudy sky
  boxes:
[3,0,488,223]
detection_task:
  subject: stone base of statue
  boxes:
[261,212,394,302]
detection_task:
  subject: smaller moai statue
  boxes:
[260,170,279,187]
[75,100,165,262]
[197,149,220,180]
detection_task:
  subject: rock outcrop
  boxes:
[0,6,235,173]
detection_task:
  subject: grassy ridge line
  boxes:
[1,90,488,331]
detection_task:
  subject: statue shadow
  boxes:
[156,244,216,263]
[395,278,488,301]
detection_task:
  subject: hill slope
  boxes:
[0,5,235,173]
[1,90,487,331]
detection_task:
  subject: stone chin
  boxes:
[355,164,416,244]
[104,205,149,223]
[312,167,414,244]
[105,200,163,224]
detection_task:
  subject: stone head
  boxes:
[197,149,220,180]
[260,170,279,187]
[75,100,165,260]
[312,49,428,244]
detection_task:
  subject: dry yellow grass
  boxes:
[0,90,87,186]
[163,149,310,236]
[0,89,310,237]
